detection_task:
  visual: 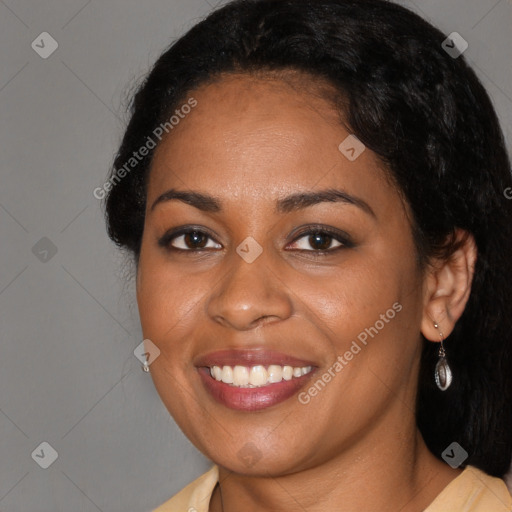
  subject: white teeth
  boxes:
[233,365,249,386]
[249,365,268,386]
[211,366,222,381]
[221,365,233,384]
[209,364,313,388]
[267,365,283,383]
[282,366,293,381]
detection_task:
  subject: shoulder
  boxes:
[151,465,219,512]
[425,465,512,512]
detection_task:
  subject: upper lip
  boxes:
[194,349,317,368]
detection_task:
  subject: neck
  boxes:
[210,417,461,512]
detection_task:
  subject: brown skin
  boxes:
[136,73,477,512]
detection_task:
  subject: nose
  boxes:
[206,248,293,331]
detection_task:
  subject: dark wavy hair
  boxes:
[103,0,512,477]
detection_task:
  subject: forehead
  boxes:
[147,72,394,213]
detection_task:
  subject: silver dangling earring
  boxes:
[433,322,452,391]
[142,358,150,373]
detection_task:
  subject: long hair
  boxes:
[103,0,512,476]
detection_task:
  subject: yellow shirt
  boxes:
[152,464,512,512]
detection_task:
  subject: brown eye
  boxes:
[308,233,336,251]
[159,228,222,251]
[183,231,209,249]
[289,230,345,252]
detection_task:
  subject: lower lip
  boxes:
[197,367,316,411]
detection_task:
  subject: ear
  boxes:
[421,229,477,342]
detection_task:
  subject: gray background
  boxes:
[0,1,511,511]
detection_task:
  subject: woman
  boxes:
[103,0,512,510]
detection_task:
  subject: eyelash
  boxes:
[157,225,354,255]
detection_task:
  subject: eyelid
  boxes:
[288,233,342,252]
[173,233,221,250]
[287,225,355,250]
[158,224,354,253]
[157,225,221,251]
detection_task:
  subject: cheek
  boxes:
[297,252,411,338]
[299,250,422,392]
[136,246,202,350]
[135,249,208,430]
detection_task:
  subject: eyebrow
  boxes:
[150,188,376,218]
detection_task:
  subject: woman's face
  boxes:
[136,73,427,475]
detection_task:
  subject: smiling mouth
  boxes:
[208,364,314,388]
[195,348,318,411]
